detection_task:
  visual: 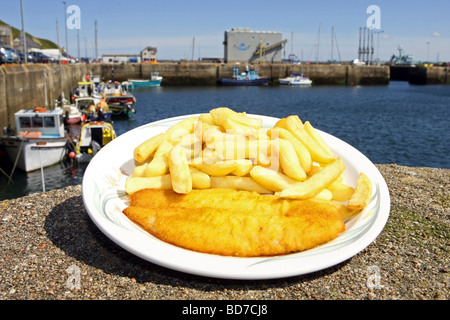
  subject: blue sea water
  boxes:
[1,81,449,200]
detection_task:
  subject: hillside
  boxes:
[0,19,59,50]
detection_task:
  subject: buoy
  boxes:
[69,151,76,159]
[33,107,47,113]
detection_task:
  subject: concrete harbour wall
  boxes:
[7,63,450,132]
[0,64,105,131]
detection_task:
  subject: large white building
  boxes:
[102,46,158,64]
[102,53,141,64]
[223,28,286,63]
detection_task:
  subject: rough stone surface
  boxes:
[0,164,448,300]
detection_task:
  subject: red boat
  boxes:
[103,81,137,116]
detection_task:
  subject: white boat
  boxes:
[2,108,68,172]
[72,75,103,105]
[58,98,83,124]
[279,73,312,85]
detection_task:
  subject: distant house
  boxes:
[141,46,157,62]
[13,36,40,52]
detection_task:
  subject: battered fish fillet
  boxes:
[123,188,345,257]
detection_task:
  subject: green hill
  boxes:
[0,19,59,50]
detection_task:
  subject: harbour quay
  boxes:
[1,62,449,131]
[98,62,391,86]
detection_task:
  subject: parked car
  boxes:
[0,46,20,64]
[28,51,56,63]
[20,51,34,63]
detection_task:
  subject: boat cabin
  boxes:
[78,122,115,151]
[75,97,97,112]
[14,108,65,138]
[104,81,125,95]
[74,81,94,97]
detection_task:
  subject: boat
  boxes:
[128,72,163,88]
[217,67,269,86]
[75,121,116,163]
[103,80,137,116]
[73,97,112,122]
[279,72,312,85]
[62,103,83,124]
[72,76,103,105]
[2,108,69,172]
[57,97,83,125]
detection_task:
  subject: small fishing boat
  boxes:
[279,72,312,86]
[59,98,83,125]
[217,67,269,86]
[72,76,103,105]
[73,97,112,122]
[75,121,116,163]
[2,108,68,172]
[103,80,137,116]
[62,104,83,124]
[128,72,163,88]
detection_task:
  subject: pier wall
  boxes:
[0,62,392,130]
[0,64,99,131]
[390,65,450,85]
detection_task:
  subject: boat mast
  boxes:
[192,37,195,62]
[315,22,321,64]
[331,27,334,62]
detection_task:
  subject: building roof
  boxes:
[13,36,40,49]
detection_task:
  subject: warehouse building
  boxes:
[223,27,287,63]
[102,53,141,64]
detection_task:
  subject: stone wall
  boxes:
[0,63,391,131]
[0,64,99,130]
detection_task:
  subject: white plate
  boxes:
[82,114,390,280]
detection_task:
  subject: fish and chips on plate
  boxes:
[121,108,373,258]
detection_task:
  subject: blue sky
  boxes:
[1,0,449,61]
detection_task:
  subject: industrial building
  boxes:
[223,27,286,63]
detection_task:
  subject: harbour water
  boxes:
[0,81,449,200]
